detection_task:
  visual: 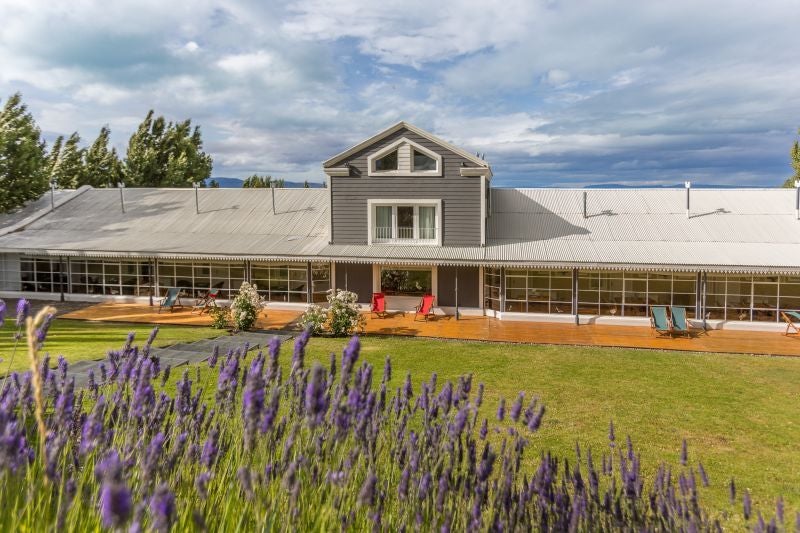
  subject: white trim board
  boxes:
[366,137,442,177]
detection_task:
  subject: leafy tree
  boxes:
[124,110,212,187]
[50,132,85,188]
[0,93,48,212]
[83,126,123,187]
[303,180,310,188]
[242,174,284,188]
[46,135,63,179]
[783,128,800,187]
[208,179,220,188]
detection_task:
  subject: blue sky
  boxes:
[1,0,798,187]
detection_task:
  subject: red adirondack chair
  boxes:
[414,294,435,321]
[371,292,387,318]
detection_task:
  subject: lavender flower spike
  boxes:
[15,298,30,327]
[0,299,6,326]
[150,483,177,532]
[99,481,133,528]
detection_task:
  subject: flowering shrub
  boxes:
[327,289,364,336]
[298,303,326,335]
[208,305,230,330]
[0,303,788,530]
[230,282,262,331]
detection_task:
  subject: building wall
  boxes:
[437,266,480,307]
[329,127,483,246]
[334,262,373,303]
[0,253,21,291]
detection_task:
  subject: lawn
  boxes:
[289,335,800,519]
[4,317,798,522]
[0,318,220,374]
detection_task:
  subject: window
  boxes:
[413,149,436,171]
[251,262,308,303]
[504,269,572,314]
[311,263,331,303]
[484,267,501,311]
[380,268,432,297]
[369,201,440,244]
[374,150,398,171]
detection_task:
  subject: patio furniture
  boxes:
[414,294,435,321]
[781,311,800,336]
[371,292,387,318]
[158,288,183,313]
[192,288,221,315]
[650,306,672,336]
[669,306,704,337]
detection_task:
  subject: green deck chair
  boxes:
[158,288,183,313]
[669,306,702,337]
[781,311,800,336]
[650,306,672,336]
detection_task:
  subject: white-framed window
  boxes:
[367,199,441,245]
[367,137,442,176]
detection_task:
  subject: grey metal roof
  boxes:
[1,186,798,272]
[0,187,330,260]
[0,187,85,233]
[486,188,800,271]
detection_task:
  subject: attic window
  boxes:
[375,150,398,171]
[413,150,436,171]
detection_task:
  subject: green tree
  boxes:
[783,128,800,187]
[242,174,284,188]
[0,93,48,212]
[208,179,220,188]
[50,132,85,188]
[124,110,212,187]
[83,126,123,187]
[46,135,64,179]
[303,180,310,188]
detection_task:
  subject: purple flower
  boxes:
[146,326,159,346]
[35,312,54,344]
[608,420,616,445]
[402,372,413,401]
[418,471,432,500]
[208,345,219,369]
[94,450,123,483]
[527,405,545,432]
[743,490,752,520]
[200,427,219,468]
[383,356,391,383]
[266,337,280,382]
[150,483,176,532]
[776,496,784,523]
[698,462,709,487]
[0,299,6,326]
[680,439,688,466]
[496,398,506,421]
[729,478,736,505]
[449,406,468,439]
[510,393,524,422]
[291,328,311,375]
[398,466,410,500]
[479,418,488,440]
[80,395,106,455]
[238,467,254,498]
[358,471,378,507]
[195,471,211,499]
[99,481,132,528]
[15,299,30,327]
[242,355,265,447]
[341,336,360,379]
[143,433,165,482]
[305,363,329,427]
[475,383,484,408]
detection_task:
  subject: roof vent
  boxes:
[685,181,691,219]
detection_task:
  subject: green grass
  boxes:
[0,319,220,374]
[5,318,798,521]
[289,335,800,518]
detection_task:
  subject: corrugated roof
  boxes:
[486,188,800,271]
[1,186,798,272]
[0,187,330,259]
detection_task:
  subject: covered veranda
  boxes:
[58,302,800,357]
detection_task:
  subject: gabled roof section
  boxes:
[323,121,489,169]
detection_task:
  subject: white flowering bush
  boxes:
[327,289,364,336]
[230,282,263,331]
[299,304,327,335]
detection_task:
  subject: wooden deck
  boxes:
[60,303,800,357]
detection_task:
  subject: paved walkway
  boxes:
[61,303,800,357]
[63,330,293,388]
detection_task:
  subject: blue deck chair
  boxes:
[650,306,672,337]
[158,288,183,313]
[781,311,800,336]
[670,306,703,337]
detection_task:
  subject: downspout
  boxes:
[702,272,708,331]
[499,266,505,316]
[154,259,160,304]
[454,265,459,321]
[572,268,579,325]
[306,262,313,304]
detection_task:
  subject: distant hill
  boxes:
[205,177,324,188]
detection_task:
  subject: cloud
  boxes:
[0,0,797,186]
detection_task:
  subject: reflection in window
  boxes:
[413,149,436,171]
[374,150,398,171]
[381,269,432,297]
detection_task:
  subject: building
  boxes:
[1,121,799,332]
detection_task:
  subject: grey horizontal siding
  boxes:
[331,128,483,246]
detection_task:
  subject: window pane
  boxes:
[375,150,398,171]
[381,269,432,296]
[419,206,435,239]
[397,206,414,239]
[413,150,436,171]
[375,206,392,239]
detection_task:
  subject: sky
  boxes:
[1,0,798,187]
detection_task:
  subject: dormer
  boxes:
[323,121,492,247]
[367,138,442,176]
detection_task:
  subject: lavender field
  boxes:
[0,300,792,530]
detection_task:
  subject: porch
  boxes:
[58,302,800,357]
